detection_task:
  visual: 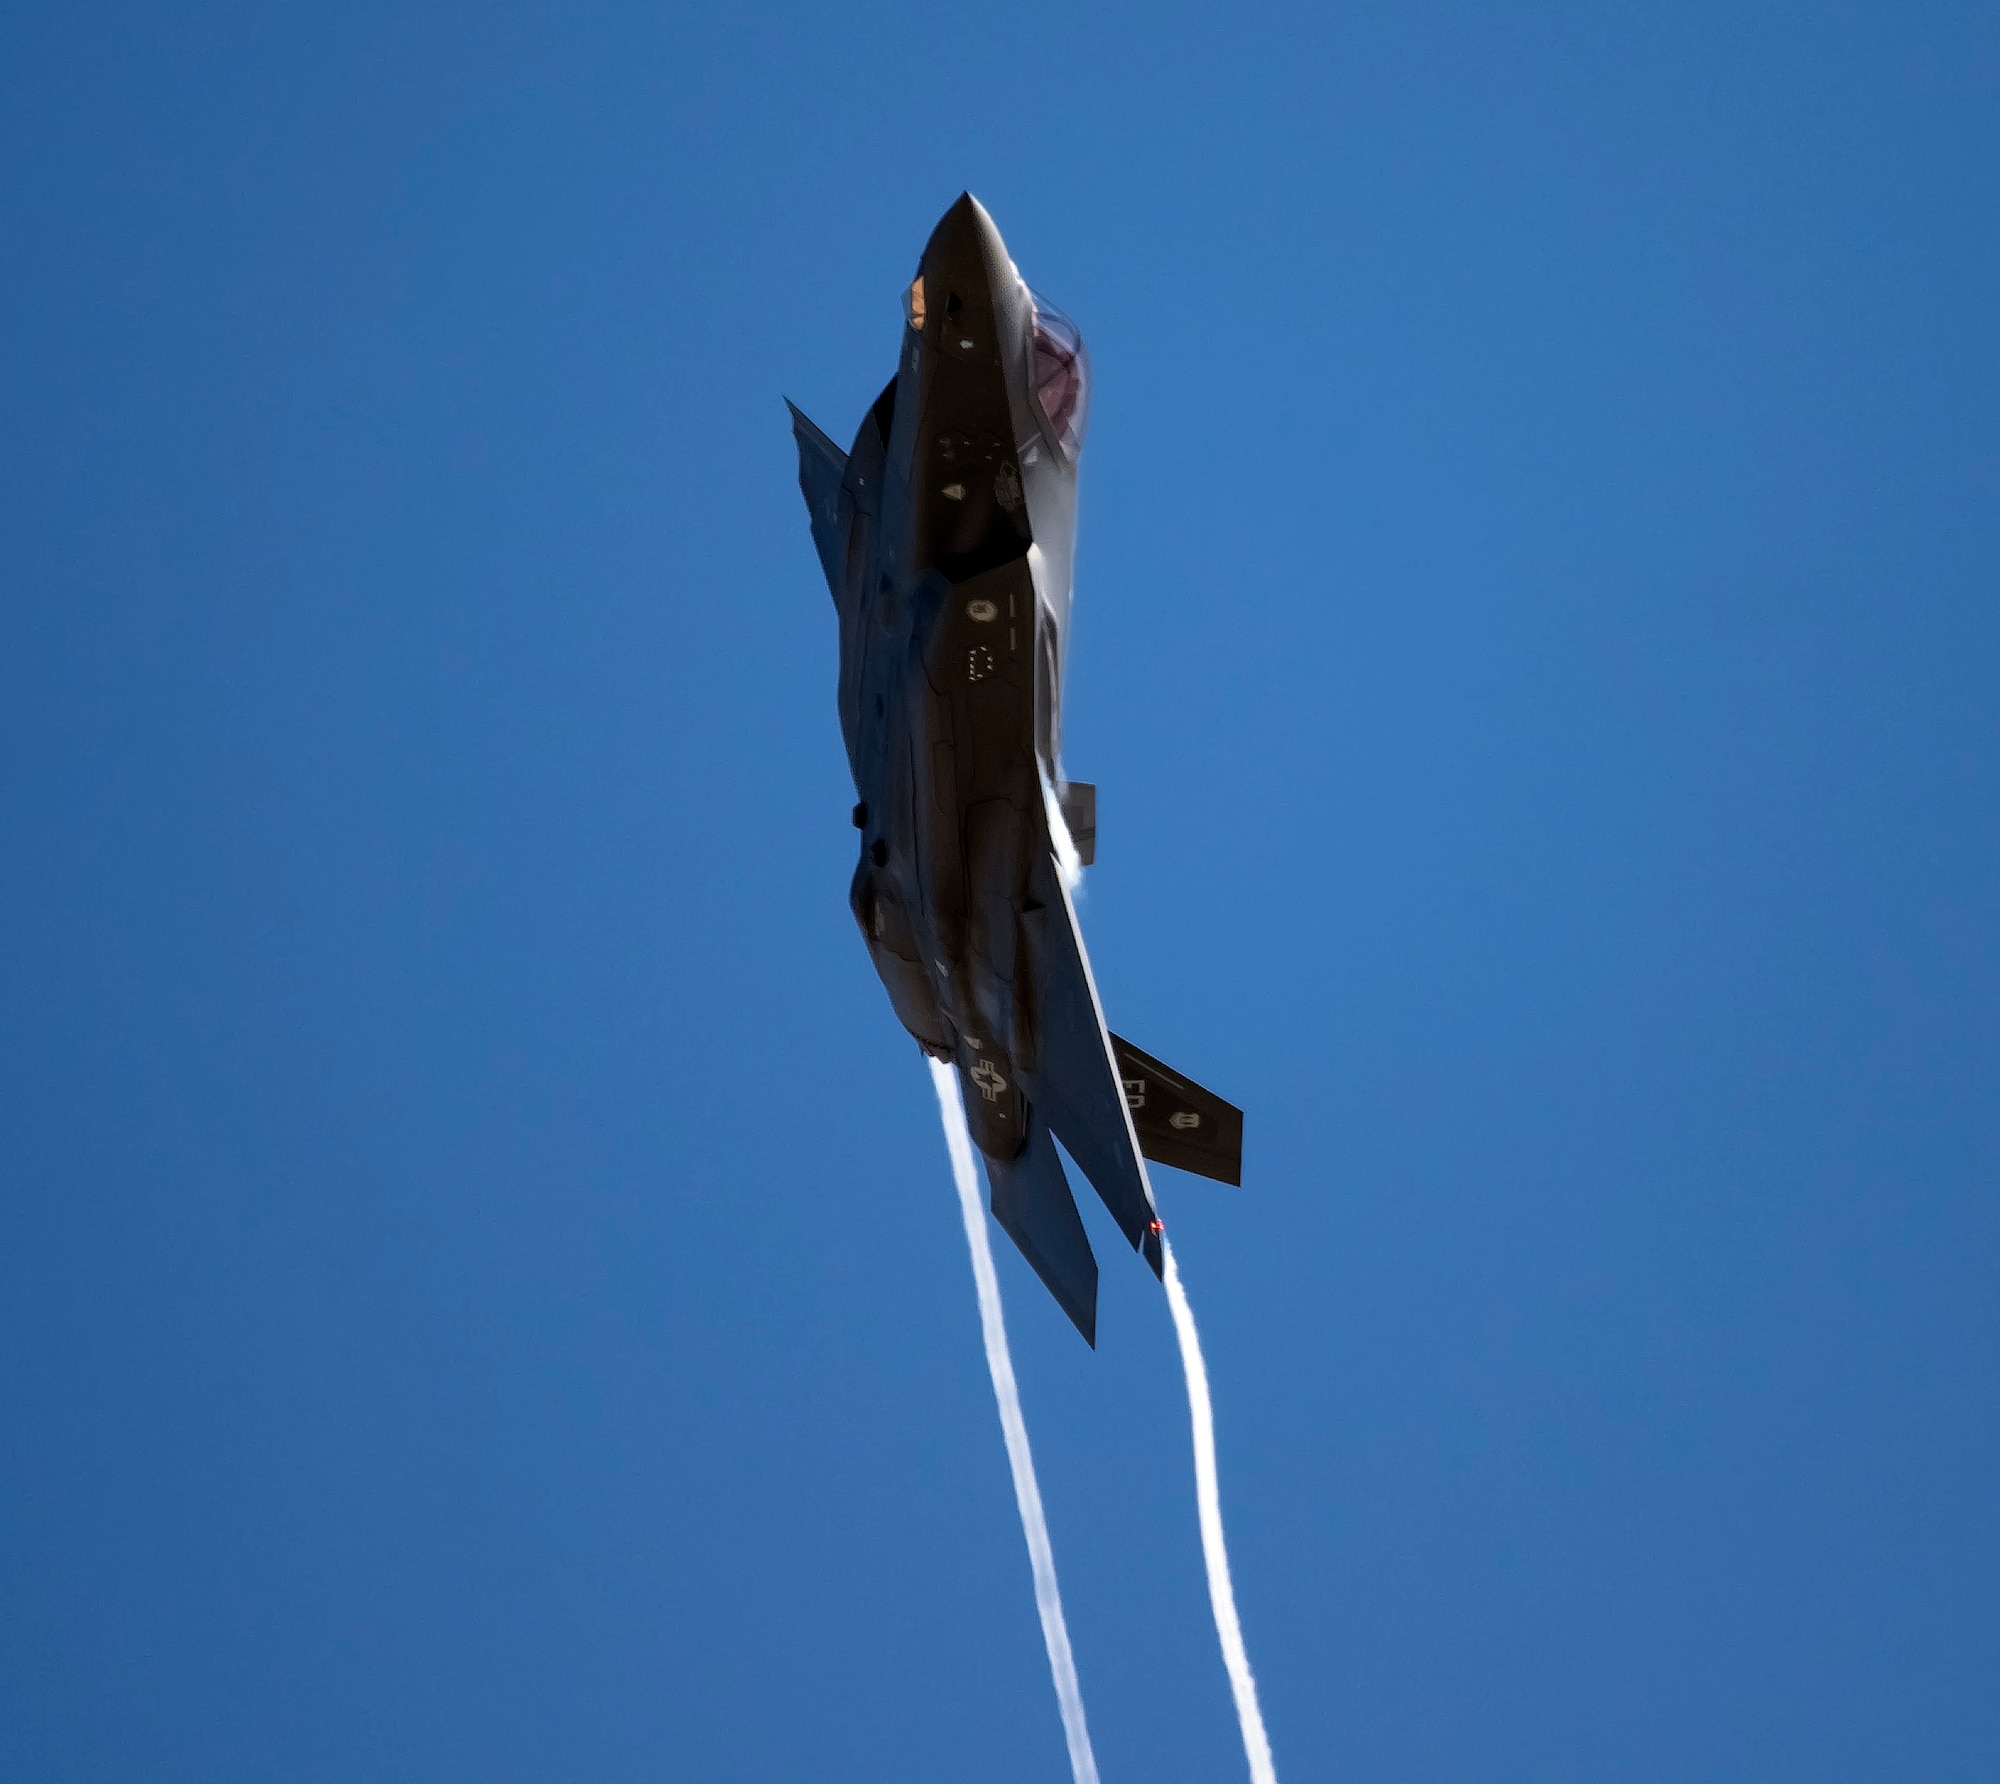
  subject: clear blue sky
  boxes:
[5,3,1997,1779]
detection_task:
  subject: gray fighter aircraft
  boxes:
[788,194,1242,1345]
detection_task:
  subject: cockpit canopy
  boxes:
[1029,292,1089,459]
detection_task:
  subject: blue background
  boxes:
[5,3,1997,1778]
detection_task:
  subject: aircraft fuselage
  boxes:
[791,195,1241,1344]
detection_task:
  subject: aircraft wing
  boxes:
[786,400,848,605]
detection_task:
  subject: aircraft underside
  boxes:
[789,193,1242,1344]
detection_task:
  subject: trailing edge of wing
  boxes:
[1109,1033,1244,1186]
[985,1105,1099,1345]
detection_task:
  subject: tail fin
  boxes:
[1020,848,1164,1276]
[785,400,848,604]
[1109,1035,1244,1186]
[985,1105,1099,1345]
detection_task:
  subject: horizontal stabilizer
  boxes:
[985,1106,1099,1345]
[1021,848,1162,1275]
[785,400,849,605]
[1109,1034,1244,1186]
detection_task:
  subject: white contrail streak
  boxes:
[928,1059,1102,1784]
[1162,1236,1279,1784]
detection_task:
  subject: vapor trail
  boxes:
[929,1059,1102,1784]
[1161,1237,1278,1784]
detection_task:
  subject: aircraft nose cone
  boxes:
[920,191,1011,309]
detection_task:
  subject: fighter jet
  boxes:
[788,194,1242,1345]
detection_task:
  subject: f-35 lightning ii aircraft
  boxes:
[788,194,1242,1345]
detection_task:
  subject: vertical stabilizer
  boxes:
[986,1106,1100,1345]
[1020,847,1162,1273]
